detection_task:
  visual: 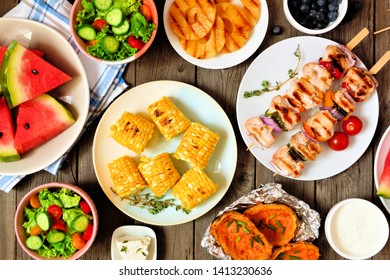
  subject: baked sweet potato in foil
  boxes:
[270,241,320,260]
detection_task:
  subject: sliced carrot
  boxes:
[29,194,41,209]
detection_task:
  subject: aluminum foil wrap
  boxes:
[201,182,321,260]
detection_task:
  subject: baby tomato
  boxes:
[140,4,153,21]
[328,132,349,151]
[92,19,109,31]
[342,115,363,136]
[82,224,94,241]
[80,200,91,214]
[29,194,41,209]
[72,233,87,250]
[128,35,145,50]
[47,204,63,220]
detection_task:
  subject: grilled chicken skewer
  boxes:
[246,44,357,149]
[271,65,378,178]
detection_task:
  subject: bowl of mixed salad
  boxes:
[70,0,158,65]
[14,182,98,260]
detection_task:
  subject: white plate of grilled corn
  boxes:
[92,80,237,225]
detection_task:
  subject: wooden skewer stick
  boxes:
[369,51,390,75]
[346,27,370,50]
[374,26,390,35]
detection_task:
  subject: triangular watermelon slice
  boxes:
[378,148,390,199]
[0,96,20,162]
[14,94,76,154]
[0,40,72,108]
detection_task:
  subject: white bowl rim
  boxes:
[283,0,348,35]
[324,198,389,260]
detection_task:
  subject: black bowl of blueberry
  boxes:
[283,0,348,34]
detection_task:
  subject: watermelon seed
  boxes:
[32,69,38,75]
[0,132,3,138]
[24,123,30,129]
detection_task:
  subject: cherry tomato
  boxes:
[50,219,67,233]
[92,19,109,31]
[140,4,153,21]
[30,225,43,236]
[342,115,363,136]
[328,132,349,151]
[128,35,145,50]
[29,194,41,209]
[72,233,87,250]
[82,224,94,241]
[80,200,91,214]
[47,204,63,220]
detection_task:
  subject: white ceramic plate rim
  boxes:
[236,36,379,181]
[111,225,157,260]
[324,198,389,259]
[163,0,269,69]
[0,18,89,175]
[92,80,237,226]
[374,124,390,214]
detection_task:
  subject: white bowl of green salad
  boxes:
[14,182,98,260]
[70,0,158,65]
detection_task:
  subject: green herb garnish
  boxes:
[243,45,302,98]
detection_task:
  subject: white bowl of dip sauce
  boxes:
[325,198,389,259]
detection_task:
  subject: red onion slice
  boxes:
[337,44,357,67]
[260,115,283,133]
[320,107,344,121]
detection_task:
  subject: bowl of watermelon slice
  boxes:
[14,182,98,260]
[0,18,89,176]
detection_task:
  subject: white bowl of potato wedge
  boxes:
[163,0,269,69]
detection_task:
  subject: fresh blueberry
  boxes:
[311,3,319,10]
[316,11,325,21]
[299,3,310,14]
[272,25,283,35]
[328,3,339,12]
[317,0,327,7]
[308,9,317,18]
[328,11,338,21]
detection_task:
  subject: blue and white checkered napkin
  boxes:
[0,0,129,192]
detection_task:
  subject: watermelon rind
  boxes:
[0,95,20,162]
[0,41,17,101]
[377,148,390,199]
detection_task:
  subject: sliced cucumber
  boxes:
[93,0,113,11]
[100,35,120,53]
[26,235,43,251]
[78,24,97,41]
[105,8,124,27]
[36,212,52,231]
[70,215,89,233]
[112,19,130,36]
[47,230,66,244]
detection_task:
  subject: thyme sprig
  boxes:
[122,192,191,215]
[243,45,302,98]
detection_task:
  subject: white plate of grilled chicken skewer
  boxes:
[236,36,379,181]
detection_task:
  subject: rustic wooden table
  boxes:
[1,0,389,260]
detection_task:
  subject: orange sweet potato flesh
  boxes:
[270,242,320,260]
[244,203,298,247]
[210,211,273,260]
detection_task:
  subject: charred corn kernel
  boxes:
[172,167,218,209]
[108,155,148,198]
[138,152,181,197]
[110,112,154,154]
[147,96,191,140]
[173,122,220,169]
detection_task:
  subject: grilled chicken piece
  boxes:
[303,110,338,142]
[321,45,356,75]
[332,88,356,115]
[268,95,301,131]
[284,76,325,111]
[272,145,304,178]
[302,62,334,92]
[343,67,378,102]
[289,131,322,161]
[245,117,275,148]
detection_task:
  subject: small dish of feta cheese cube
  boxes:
[111,225,157,260]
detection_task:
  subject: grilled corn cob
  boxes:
[110,111,154,154]
[138,152,181,197]
[147,96,191,140]
[173,122,220,169]
[172,166,218,209]
[108,155,148,198]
